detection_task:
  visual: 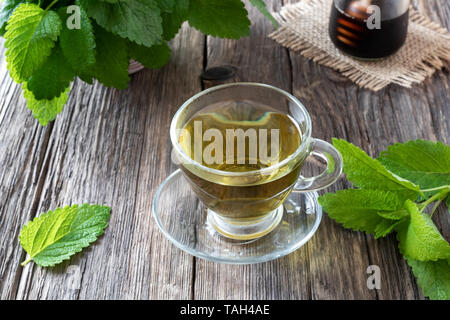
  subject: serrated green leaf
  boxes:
[318,189,404,234]
[23,83,69,126]
[249,0,278,28]
[0,0,25,35]
[332,139,420,200]
[79,0,163,47]
[27,46,75,100]
[4,3,62,82]
[155,0,176,12]
[377,208,409,220]
[397,200,450,261]
[91,23,129,89]
[374,218,403,239]
[19,204,111,267]
[159,0,188,40]
[128,41,170,69]
[188,0,250,39]
[378,140,450,195]
[58,4,96,73]
[406,257,450,300]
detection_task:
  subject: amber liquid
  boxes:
[329,3,409,59]
[178,101,304,220]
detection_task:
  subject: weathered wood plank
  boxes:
[14,25,204,300]
[0,39,56,299]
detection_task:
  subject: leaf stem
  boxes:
[21,257,32,267]
[419,188,450,213]
[45,0,59,11]
[420,185,450,193]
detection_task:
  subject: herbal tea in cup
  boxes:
[170,83,343,240]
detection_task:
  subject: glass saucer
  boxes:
[152,169,322,264]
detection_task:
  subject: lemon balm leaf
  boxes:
[91,23,130,89]
[158,0,189,40]
[4,3,62,82]
[19,204,111,267]
[318,189,404,234]
[0,0,26,35]
[332,139,420,200]
[128,41,171,69]
[188,0,250,39]
[406,257,450,300]
[397,200,450,261]
[27,47,75,100]
[23,84,70,126]
[78,0,163,47]
[58,4,96,73]
[379,140,450,195]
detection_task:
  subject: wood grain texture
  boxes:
[0,0,448,300]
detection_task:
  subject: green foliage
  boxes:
[397,200,450,261]
[0,0,25,35]
[78,0,163,47]
[128,41,171,69]
[27,46,75,100]
[4,3,62,82]
[188,0,251,39]
[406,257,450,300]
[91,23,130,89]
[19,204,111,267]
[23,83,70,126]
[319,139,450,300]
[332,139,420,200]
[379,140,450,195]
[1,0,277,125]
[58,5,96,73]
[319,189,404,234]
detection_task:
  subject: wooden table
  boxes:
[0,0,448,300]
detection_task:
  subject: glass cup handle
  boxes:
[293,138,343,192]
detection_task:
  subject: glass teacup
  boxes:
[170,83,342,240]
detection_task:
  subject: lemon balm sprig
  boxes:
[319,139,450,300]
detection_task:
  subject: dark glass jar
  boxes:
[329,0,410,59]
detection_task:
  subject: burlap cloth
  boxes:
[269,0,450,91]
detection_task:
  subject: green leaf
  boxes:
[374,219,403,239]
[0,0,25,35]
[159,0,189,40]
[406,257,450,300]
[332,139,420,200]
[379,140,450,194]
[318,189,404,234]
[188,0,250,39]
[128,41,170,69]
[19,204,111,267]
[58,4,96,73]
[377,208,409,220]
[27,46,75,100]
[79,0,163,47]
[397,200,450,261]
[249,0,278,28]
[4,3,62,82]
[155,0,176,12]
[91,23,130,89]
[23,83,69,126]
